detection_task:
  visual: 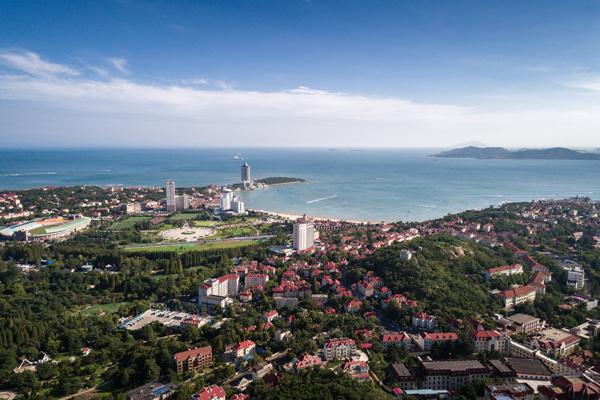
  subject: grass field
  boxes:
[109,216,152,230]
[216,226,257,238]
[79,302,130,316]
[169,212,205,221]
[122,239,259,253]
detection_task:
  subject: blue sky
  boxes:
[2,0,600,147]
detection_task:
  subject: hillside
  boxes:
[362,234,507,321]
[433,146,600,160]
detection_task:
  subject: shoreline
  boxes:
[249,208,381,225]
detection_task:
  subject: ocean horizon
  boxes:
[2,148,600,222]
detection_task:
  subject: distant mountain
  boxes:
[433,146,600,160]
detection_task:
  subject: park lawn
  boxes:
[109,216,152,230]
[79,302,130,317]
[216,226,257,238]
[169,212,205,221]
[122,239,259,254]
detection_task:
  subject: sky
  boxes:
[1,0,600,148]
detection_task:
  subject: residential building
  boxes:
[416,332,459,351]
[323,338,356,360]
[391,363,418,390]
[197,385,226,400]
[504,358,552,380]
[245,273,269,289]
[174,194,190,211]
[484,383,534,400]
[293,219,315,251]
[173,346,212,374]
[344,299,362,313]
[471,330,508,354]
[525,327,581,358]
[494,285,537,310]
[419,360,491,391]
[539,376,600,400]
[234,340,256,358]
[412,312,437,330]
[219,188,233,211]
[124,202,142,214]
[295,353,323,371]
[382,331,412,350]
[230,196,245,214]
[485,264,524,280]
[504,314,543,334]
[566,266,585,290]
[198,274,239,298]
[343,360,370,381]
[165,180,176,212]
[198,274,239,308]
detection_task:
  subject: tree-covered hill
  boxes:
[363,234,508,321]
[248,368,391,400]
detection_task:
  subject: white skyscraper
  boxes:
[175,194,190,211]
[165,180,176,212]
[231,196,245,214]
[241,162,251,183]
[293,219,315,251]
[220,188,233,210]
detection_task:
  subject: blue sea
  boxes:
[2,148,600,222]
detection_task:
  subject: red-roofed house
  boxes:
[484,264,524,280]
[197,385,225,400]
[343,360,370,382]
[323,338,356,360]
[235,340,256,358]
[412,312,437,330]
[295,353,323,371]
[494,285,537,310]
[382,331,412,350]
[417,332,459,351]
[174,346,212,374]
[344,299,362,313]
[471,330,507,353]
[263,310,279,322]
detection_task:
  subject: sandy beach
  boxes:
[249,208,380,225]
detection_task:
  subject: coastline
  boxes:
[249,208,380,225]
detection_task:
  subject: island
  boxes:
[432,146,600,160]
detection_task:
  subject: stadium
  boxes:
[0,216,92,241]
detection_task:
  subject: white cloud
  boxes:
[174,77,209,86]
[1,51,600,148]
[107,57,130,74]
[0,50,80,78]
[564,77,600,93]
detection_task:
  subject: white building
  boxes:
[175,194,190,211]
[231,196,245,214]
[199,274,239,298]
[245,273,269,288]
[566,266,585,290]
[124,202,142,214]
[166,180,176,212]
[471,330,508,354]
[293,219,315,251]
[220,188,233,211]
[412,312,437,330]
[323,338,356,360]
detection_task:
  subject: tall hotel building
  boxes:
[241,162,251,183]
[293,219,315,251]
[166,180,176,212]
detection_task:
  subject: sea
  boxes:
[2,148,600,222]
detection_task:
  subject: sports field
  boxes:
[122,239,259,253]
